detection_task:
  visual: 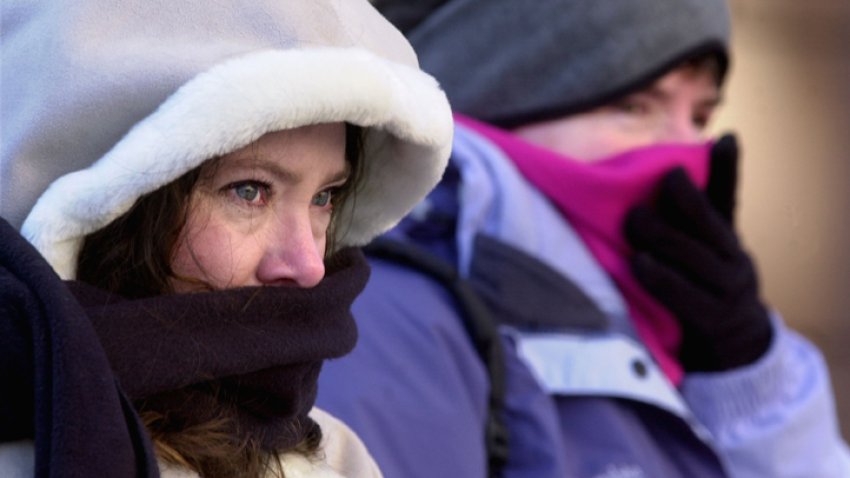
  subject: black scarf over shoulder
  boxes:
[0,218,368,477]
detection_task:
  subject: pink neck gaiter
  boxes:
[457,115,712,385]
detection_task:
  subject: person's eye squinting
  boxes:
[612,96,652,116]
[692,107,714,131]
[225,180,271,206]
[311,188,337,208]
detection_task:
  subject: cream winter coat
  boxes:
[0,408,382,478]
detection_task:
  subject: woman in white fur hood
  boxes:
[0,1,451,477]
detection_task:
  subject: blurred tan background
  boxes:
[711,0,850,439]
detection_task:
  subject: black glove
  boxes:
[624,135,773,372]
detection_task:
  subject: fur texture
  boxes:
[2,0,453,280]
[21,48,451,279]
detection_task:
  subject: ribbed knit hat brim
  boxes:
[376,0,730,127]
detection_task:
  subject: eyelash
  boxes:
[613,98,649,115]
[613,99,713,129]
[312,187,341,209]
[222,181,342,209]
[224,180,271,206]
[692,110,712,129]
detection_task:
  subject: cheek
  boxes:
[566,120,659,162]
[515,115,655,163]
[535,125,634,162]
[170,214,247,290]
[312,212,332,255]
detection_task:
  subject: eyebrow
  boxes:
[639,85,723,109]
[226,156,351,185]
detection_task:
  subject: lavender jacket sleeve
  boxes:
[681,314,850,478]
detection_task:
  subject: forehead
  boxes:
[213,123,348,176]
[234,123,345,161]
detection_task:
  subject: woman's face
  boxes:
[170,123,349,291]
[512,63,721,162]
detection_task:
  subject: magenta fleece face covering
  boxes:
[458,115,712,384]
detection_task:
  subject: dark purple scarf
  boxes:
[0,217,368,477]
[69,246,367,450]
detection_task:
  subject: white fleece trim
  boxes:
[274,453,347,478]
[21,48,452,279]
[0,441,33,478]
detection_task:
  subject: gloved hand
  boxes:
[624,135,773,372]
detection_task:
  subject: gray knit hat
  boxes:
[374,0,730,127]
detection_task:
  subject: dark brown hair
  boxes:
[683,52,724,85]
[76,124,364,476]
[137,406,322,477]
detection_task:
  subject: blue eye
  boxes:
[312,189,333,207]
[227,181,268,205]
[236,183,261,201]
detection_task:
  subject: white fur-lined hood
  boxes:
[0,0,452,279]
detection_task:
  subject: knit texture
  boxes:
[0,217,370,475]
[0,218,158,477]
[375,0,729,127]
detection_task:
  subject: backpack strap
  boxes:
[468,233,609,332]
[364,237,510,477]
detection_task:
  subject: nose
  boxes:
[255,212,326,288]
